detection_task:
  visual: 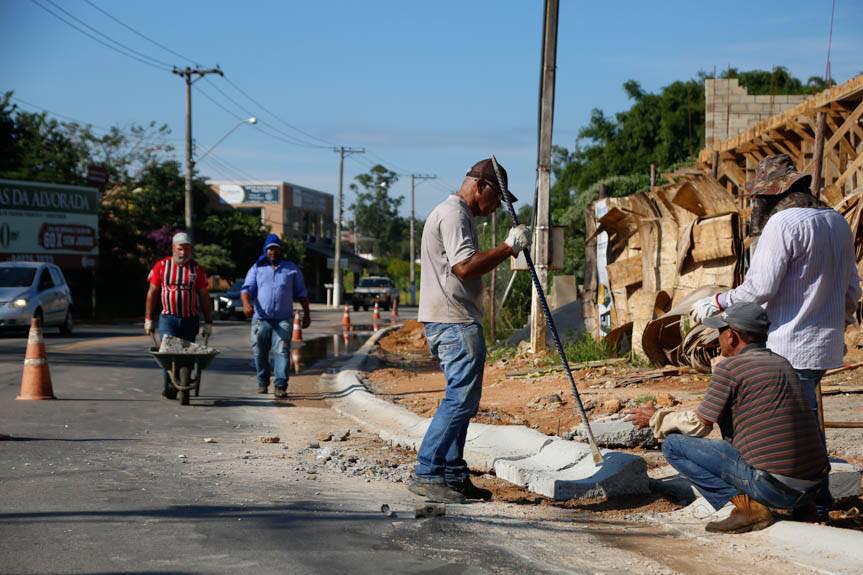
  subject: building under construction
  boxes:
[582,74,863,370]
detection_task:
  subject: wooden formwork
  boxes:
[584,74,863,369]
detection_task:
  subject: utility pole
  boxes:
[530,0,559,353]
[172,66,223,241]
[409,174,436,306]
[333,146,365,308]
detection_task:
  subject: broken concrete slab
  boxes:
[158,335,217,354]
[528,451,649,500]
[829,460,862,500]
[574,416,656,448]
[494,440,592,487]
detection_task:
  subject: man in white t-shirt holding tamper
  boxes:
[408,158,531,503]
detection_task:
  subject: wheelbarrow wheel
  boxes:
[178,366,191,406]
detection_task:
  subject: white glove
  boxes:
[691,295,721,323]
[505,225,532,255]
[200,323,213,338]
[144,319,154,335]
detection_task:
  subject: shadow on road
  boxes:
[2,436,139,442]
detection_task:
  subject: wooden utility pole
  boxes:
[333,146,365,307]
[529,0,559,353]
[172,66,223,241]
[811,111,827,199]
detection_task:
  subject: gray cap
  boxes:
[702,301,770,335]
[172,232,192,245]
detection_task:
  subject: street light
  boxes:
[196,116,257,162]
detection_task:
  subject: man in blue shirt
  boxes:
[240,234,311,399]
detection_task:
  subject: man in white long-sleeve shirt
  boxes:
[692,154,861,407]
[692,154,861,520]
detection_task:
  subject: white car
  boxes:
[0,262,74,334]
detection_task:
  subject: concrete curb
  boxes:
[645,495,863,573]
[319,325,650,501]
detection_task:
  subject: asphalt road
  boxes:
[0,310,811,574]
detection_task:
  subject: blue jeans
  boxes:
[251,318,291,389]
[794,368,833,513]
[415,322,486,485]
[662,434,817,511]
[795,369,826,414]
[158,315,199,392]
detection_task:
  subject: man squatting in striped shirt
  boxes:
[144,232,213,400]
[626,302,829,534]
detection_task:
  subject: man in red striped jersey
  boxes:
[144,232,213,399]
[626,302,828,534]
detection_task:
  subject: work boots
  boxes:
[705,494,775,534]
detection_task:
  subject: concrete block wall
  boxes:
[705,79,809,145]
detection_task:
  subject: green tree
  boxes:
[194,244,234,277]
[350,164,406,257]
[0,93,89,184]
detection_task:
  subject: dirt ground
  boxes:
[366,321,863,525]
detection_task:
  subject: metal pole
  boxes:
[491,154,603,465]
[332,146,364,307]
[530,0,559,353]
[490,210,497,341]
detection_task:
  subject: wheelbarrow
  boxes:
[149,334,219,406]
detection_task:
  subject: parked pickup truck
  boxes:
[352,276,399,311]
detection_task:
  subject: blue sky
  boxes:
[2,0,861,219]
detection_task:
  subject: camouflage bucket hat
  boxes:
[746,154,812,197]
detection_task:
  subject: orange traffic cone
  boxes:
[341,305,351,329]
[17,317,55,400]
[372,301,381,320]
[291,347,302,374]
[292,310,303,342]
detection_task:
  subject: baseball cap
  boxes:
[466,158,518,203]
[746,154,812,197]
[172,232,192,246]
[702,301,770,335]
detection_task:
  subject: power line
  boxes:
[201,79,328,148]
[195,84,331,150]
[9,95,114,131]
[28,0,454,200]
[81,0,199,65]
[207,152,260,182]
[221,75,336,147]
[28,0,172,71]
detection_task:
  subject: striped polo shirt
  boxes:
[148,257,208,318]
[697,344,828,480]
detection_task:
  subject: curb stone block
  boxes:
[463,425,553,472]
[575,417,656,448]
[494,440,593,486]
[829,461,862,500]
[529,451,649,500]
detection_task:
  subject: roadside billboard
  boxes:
[216,183,280,204]
[0,179,100,270]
